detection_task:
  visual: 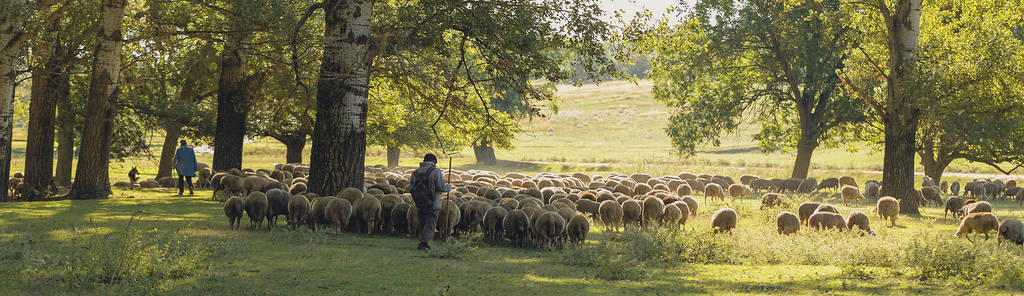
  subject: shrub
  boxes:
[559,240,647,281]
[427,238,480,260]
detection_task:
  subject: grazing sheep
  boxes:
[940,181,949,194]
[660,203,682,227]
[289,182,308,196]
[951,181,961,196]
[710,208,737,234]
[740,175,760,185]
[503,209,531,247]
[760,193,785,210]
[750,179,773,192]
[224,196,244,230]
[728,184,753,199]
[818,178,840,192]
[567,215,590,244]
[797,202,822,225]
[406,206,421,237]
[921,186,942,207]
[776,212,800,235]
[378,195,404,234]
[864,182,880,200]
[984,182,1002,199]
[620,199,642,229]
[808,212,847,231]
[309,196,335,231]
[633,183,653,196]
[598,200,624,232]
[839,176,857,188]
[1004,187,1021,200]
[351,196,382,234]
[458,200,491,234]
[676,184,693,197]
[798,178,817,194]
[196,167,213,188]
[325,198,353,234]
[680,195,699,216]
[242,175,273,196]
[1018,188,1024,206]
[704,183,725,204]
[534,212,567,249]
[962,201,992,216]
[265,189,292,229]
[998,219,1024,246]
[574,199,601,220]
[944,196,965,220]
[286,194,311,228]
[840,185,864,206]
[814,204,839,214]
[438,199,461,240]
[390,203,411,235]
[337,187,364,204]
[876,197,900,226]
[846,211,874,235]
[641,196,664,227]
[244,192,269,230]
[483,206,508,241]
[954,212,999,242]
[672,201,691,226]
[213,174,244,200]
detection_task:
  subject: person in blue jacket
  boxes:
[173,140,198,196]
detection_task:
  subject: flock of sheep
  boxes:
[171,164,1024,249]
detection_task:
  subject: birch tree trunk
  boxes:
[309,0,375,196]
[67,0,128,200]
[0,0,30,201]
[879,0,924,214]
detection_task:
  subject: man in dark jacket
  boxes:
[408,153,452,250]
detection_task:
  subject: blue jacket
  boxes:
[408,162,452,209]
[173,146,198,177]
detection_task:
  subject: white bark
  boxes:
[899,0,923,62]
[1,0,29,201]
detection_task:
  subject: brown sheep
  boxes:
[944,196,965,220]
[797,178,817,194]
[458,200,491,234]
[951,181,961,196]
[760,193,785,210]
[776,212,800,235]
[840,185,864,206]
[704,183,725,204]
[483,206,508,241]
[325,198,353,234]
[864,182,880,200]
[503,209,531,247]
[876,197,900,226]
[337,187,364,204]
[839,176,857,188]
[846,211,874,235]
[351,196,382,235]
[438,199,461,240]
[808,212,847,231]
[961,201,992,216]
[728,184,752,199]
[955,212,999,242]
[641,196,664,227]
[671,201,690,226]
[213,174,244,200]
[244,192,269,230]
[676,184,693,197]
[621,199,642,229]
[391,203,411,235]
[406,205,421,237]
[660,203,682,227]
[567,214,590,244]
[287,194,311,229]
[740,175,760,186]
[378,195,404,234]
[598,200,624,232]
[998,219,1024,246]
[534,212,567,249]
[574,199,601,219]
[921,186,942,207]
[797,202,822,225]
[224,196,244,230]
[680,195,699,216]
[710,208,737,234]
[242,175,273,196]
[289,182,308,196]
[818,178,840,192]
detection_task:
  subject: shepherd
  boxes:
[408,153,452,250]
[173,140,198,196]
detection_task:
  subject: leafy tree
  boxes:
[626,0,865,179]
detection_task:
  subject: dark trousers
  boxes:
[418,208,440,245]
[178,175,194,194]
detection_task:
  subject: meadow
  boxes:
[2,80,1023,295]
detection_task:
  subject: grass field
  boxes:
[3,80,1024,295]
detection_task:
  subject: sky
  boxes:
[598,0,696,23]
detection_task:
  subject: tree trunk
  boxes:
[23,40,64,199]
[283,136,305,164]
[212,33,249,171]
[917,143,952,186]
[473,138,497,165]
[0,0,29,201]
[55,89,74,187]
[790,127,818,179]
[386,145,399,168]
[880,0,924,214]
[156,123,182,179]
[67,0,128,200]
[309,0,375,196]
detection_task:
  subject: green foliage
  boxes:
[558,239,648,281]
[426,237,481,260]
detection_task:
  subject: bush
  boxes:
[427,237,480,260]
[618,227,731,264]
[899,231,1024,288]
[559,240,647,281]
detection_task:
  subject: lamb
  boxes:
[710,208,737,234]
[620,199,642,229]
[503,209,531,247]
[244,191,269,230]
[846,211,874,235]
[921,186,942,207]
[566,215,590,244]
[797,202,822,225]
[876,196,900,226]
[483,206,508,241]
[728,184,753,199]
[641,196,664,227]
[704,183,725,204]
[944,196,965,220]
[808,212,847,231]
[998,219,1024,246]
[660,203,682,227]
[840,185,864,206]
[286,194,311,229]
[264,189,292,229]
[954,212,999,242]
[760,193,785,210]
[324,198,353,234]
[839,176,857,188]
[390,203,411,235]
[598,200,624,232]
[224,196,244,230]
[776,212,800,235]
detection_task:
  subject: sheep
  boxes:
[390,203,411,235]
[242,175,273,196]
[760,193,785,210]
[244,192,269,230]
[566,214,590,244]
[483,206,508,241]
[325,198,353,234]
[337,187,364,204]
[704,183,725,204]
[212,174,244,200]
[672,201,690,226]
[265,189,292,229]
[534,212,567,249]
[846,211,874,235]
[944,196,965,220]
[641,196,664,227]
[839,176,857,188]
[798,178,817,194]
[951,181,961,196]
[728,184,753,199]
[921,186,942,207]
[961,201,992,216]
[349,196,382,234]
[378,195,404,234]
[876,196,900,226]
[676,184,693,197]
[984,182,1002,199]
[797,202,822,225]
[750,179,773,192]
[309,196,337,231]
[598,200,624,232]
[864,182,880,200]
[1004,187,1021,200]
[406,205,421,237]
[776,212,800,235]
[680,195,699,216]
[710,208,737,234]
[574,199,601,220]
[940,181,949,194]
[808,212,847,231]
[1008,180,1018,189]
[503,209,531,247]
[620,199,642,229]
[660,203,682,227]
[458,200,491,234]
[196,167,213,188]
[814,204,839,214]
[998,219,1024,246]
[157,176,177,188]
[224,196,244,230]
[438,199,461,240]
[740,175,759,185]
[818,178,839,192]
[954,212,999,242]
[1019,188,1024,206]
[289,182,308,196]
[840,185,864,206]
